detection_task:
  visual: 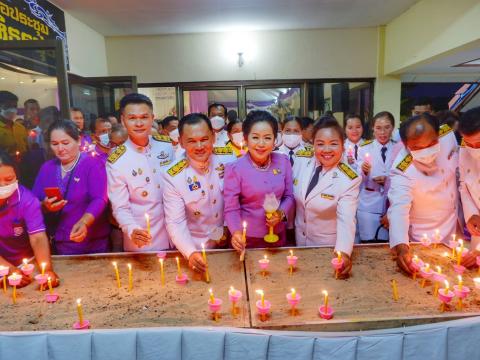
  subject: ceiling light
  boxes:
[0,77,5,80]
[19,81,24,84]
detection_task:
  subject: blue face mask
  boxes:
[99,133,110,147]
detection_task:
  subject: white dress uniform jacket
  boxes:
[356,139,396,241]
[459,144,480,249]
[388,125,459,248]
[214,130,229,147]
[278,143,313,167]
[343,138,365,163]
[293,158,361,255]
[107,135,175,251]
[162,148,235,258]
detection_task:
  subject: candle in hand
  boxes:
[322,290,329,309]
[145,213,150,235]
[242,221,247,242]
[112,262,121,288]
[256,289,265,307]
[201,243,210,283]
[76,298,84,326]
[336,251,342,262]
[127,263,133,292]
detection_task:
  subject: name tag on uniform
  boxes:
[321,193,335,200]
[293,179,298,186]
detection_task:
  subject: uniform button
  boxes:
[157,185,160,189]
[302,232,305,236]
[210,185,213,190]
[304,219,306,223]
[153,169,157,173]
[215,213,219,218]
[142,191,148,197]
[213,199,217,204]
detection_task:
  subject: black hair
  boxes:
[282,116,302,129]
[24,98,39,107]
[300,117,314,130]
[0,91,18,106]
[435,110,459,129]
[227,109,238,123]
[208,103,227,117]
[111,123,127,134]
[226,118,242,133]
[119,93,153,113]
[372,111,395,128]
[399,113,439,143]
[459,106,480,136]
[70,107,84,114]
[0,150,18,176]
[312,115,344,141]
[162,115,179,129]
[243,110,278,138]
[90,117,112,133]
[413,97,433,109]
[39,106,61,131]
[344,113,364,128]
[178,113,212,136]
[47,119,80,143]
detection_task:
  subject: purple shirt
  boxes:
[224,152,295,247]
[0,185,45,265]
[32,152,110,255]
[80,134,93,152]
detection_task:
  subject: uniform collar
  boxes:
[126,137,151,153]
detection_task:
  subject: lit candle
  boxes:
[229,286,236,295]
[348,145,353,157]
[0,265,9,293]
[436,266,442,275]
[364,153,371,163]
[290,250,294,257]
[112,262,121,288]
[47,276,53,294]
[322,290,329,309]
[209,288,215,304]
[290,288,296,300]
[391,280,399,301]
[145,213,150,235]
[337,251,342,262]
[256,289,265,307]
[176,257,182,277]
[451,234,457,258]
[424,263,430,272]
[444,280,450,292]
[8,273,21,304]
[201,243,210,283]
[41,262,46,276]
[76,298,84,326]
[127,263,133,292]
[159,258,165,286]
[23,259,28,266]
[240,221,247,261]
[458,275,463,292]
[457,246,463,265]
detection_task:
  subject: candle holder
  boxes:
[419,267,434,288]
[318,305,334,320]
[34,274,48,291]
[228,289,242,315]
[432,272,447,297]
[175,274,188,285]
[453,285,470,310]
[286,292,301,316]
[208,298,223,322]
[453,264,466,275]
[255,300,271,322]
[0,266,9,293]
[73,320,90,330]
[20,264,34,276]
[438,288,455,312]
[331,258,344,279]
[286,254,298,275]
[8,274,21,304]
[45,293,60,303]
[264,212,279,243]
[258,258,270,276]
[156,251,167,260]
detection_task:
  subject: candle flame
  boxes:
[444,280,449,290]
[436,266,441,273]
[127,263,132,270]
[413,255,418,262]
[176,257,179,262]
[112,261,117,267]
[256,289,264,296]
[22,258,28,265]
[76,298,81,305]
[230,286,234,292]
[242,221,247,229]
[209,288,213,295]
[291,288,295,293]
[458,275,462,283]
[289,250,293,257]
[41,262,46,269]
[159,258,163,264]
[424,263,430,271]
[459,239,464,246]
[201,243,205,250]
[263,255,267,260]
[322,290,328,296]
[442,252,448,257]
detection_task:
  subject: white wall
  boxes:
[64,12,108,77]
[106,28,378,83]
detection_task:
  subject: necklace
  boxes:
[250,155,272,171]
[61,153,80,173]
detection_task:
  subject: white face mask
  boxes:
[410,143,440,165]
[282,134,302,149]
[275,132,283,148]
[0,181,18,199]
[231,132,244,147]
[169,128,179,142]
[210,116,225,131]
[0,107,17,122]
[466,146,480,160]
[99,133,110,147]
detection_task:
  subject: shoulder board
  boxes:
[396,154,412,172]
[167,159,188,177]
[460,138,465,147]
[213,146,233,155]
[338,162,358,180]
[153,134,172,143]
[107,145,126,164]
[360,139,373,147]
[439,124,453,138]
[295,149,314,158]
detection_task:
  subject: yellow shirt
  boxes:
[0,119,28,156]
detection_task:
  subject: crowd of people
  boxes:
[0,89,479,288]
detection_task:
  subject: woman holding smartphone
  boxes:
[33,120,110,255]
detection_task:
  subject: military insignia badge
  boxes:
[188,176,201,191]
[132,170,137,176]
[157,151,168,160]
[273,168,281,175]
[321,193,335,200]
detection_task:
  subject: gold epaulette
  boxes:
[153,134,172,143]
[360,139,373,147]
[167,159,188,176]
[338,162,358,180]
[396,154,412,172]
[460,138,465,147]
[213,146,233,155]
[295,149,313,158]
[107,145,126,164]
[439,124,453,138]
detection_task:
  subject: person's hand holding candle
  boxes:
[361,154,372,176]
[231,231,245,252]
[188,252,207,273]
[130,228,152,248]
[461,248,480,269]
[335,251,352,279]
[392,243,414,275]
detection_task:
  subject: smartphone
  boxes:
[44,187,63,201]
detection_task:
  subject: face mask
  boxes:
[210,116,225,131]
[0,181,18,199]
[231,132,244,147]
[410,143,440,165]
[466,146,480,160]
[282,134,302,149]
[169,128,179,142]
[0,107,17,122]
[275,132,283,148]
[99,133,110,147]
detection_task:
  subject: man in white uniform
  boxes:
[208,103,229,146]
[388,113,458,274]
[162,113,234,273]
[107,93,174,251]
[457,107,480,268]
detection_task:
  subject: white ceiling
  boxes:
[51,0,420,36]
